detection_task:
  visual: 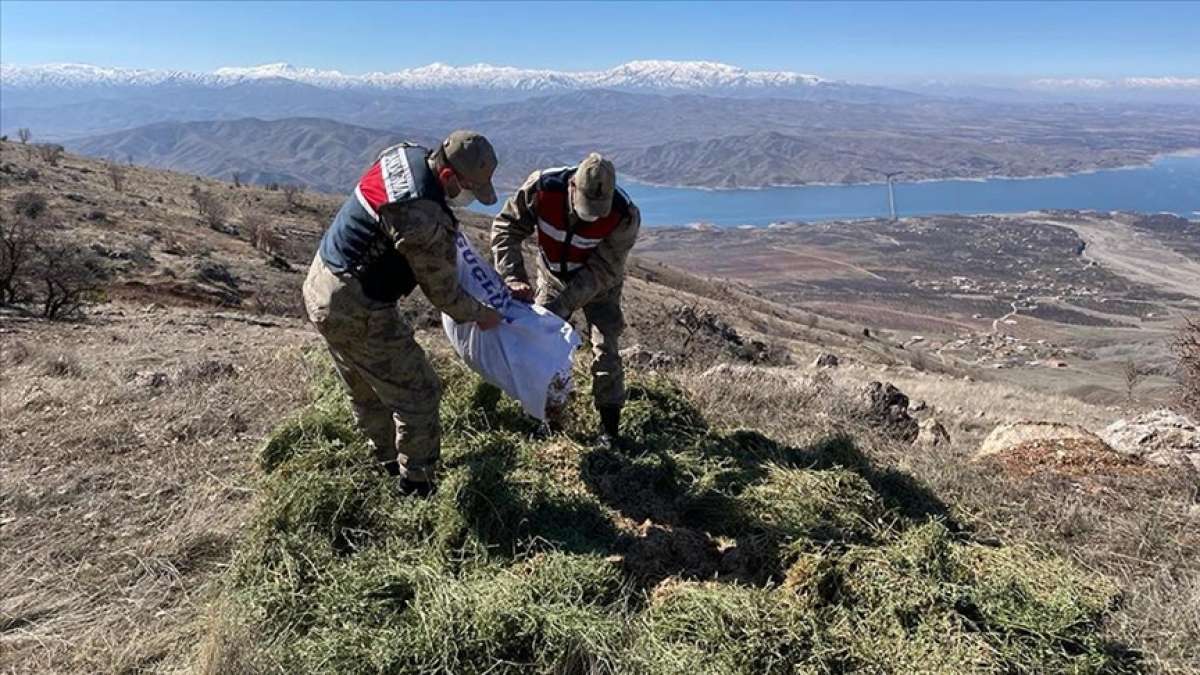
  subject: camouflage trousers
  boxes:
[537,271,626,409]
[301,255,441,481]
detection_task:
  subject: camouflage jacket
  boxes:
[379,199,489,323]
[491,168,640,314]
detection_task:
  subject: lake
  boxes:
[482,154,1200,227]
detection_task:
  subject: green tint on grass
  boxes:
[210,353,1142,674]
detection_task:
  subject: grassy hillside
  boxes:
[202,355,1135,673]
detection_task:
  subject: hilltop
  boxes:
[1,143,1197,672]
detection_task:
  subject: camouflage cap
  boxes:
[442,130,498,205]
[571,153,616,221]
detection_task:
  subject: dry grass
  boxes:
[672,362,1199,673]
[0,305,318,673]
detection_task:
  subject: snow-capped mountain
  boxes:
[0,59,919,140]
[1030,76,1200,90]
[589,60,823,90]
[1,59,827,95]
[0,62,221,88]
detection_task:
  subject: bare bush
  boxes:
[18,128,32,159]
[33,241,103,320]
[0,215,36,305]
[1122,359,1145,404]
[671,302,742,352]
[35,143,64,166]
[243,213,279,255]
[282,183,304,209]
[106,161,128,193]
[1174,317,1200,416]
[232,171,244,188]
[190,187,229,229]
[11,191,48,220]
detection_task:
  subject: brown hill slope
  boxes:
[1,143,1196,672]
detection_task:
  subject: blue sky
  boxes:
[2,1,1197,83]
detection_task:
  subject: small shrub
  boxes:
[0,215,36,305]
[243,212,279,255]
[11,191,48,220]
[282,183,304,209]
[106,161,127,193]
[35,144,64,166]
[33,241,104,319]
[17,128,32,159]
[1123,359,1145,404]
[190,186,228,229]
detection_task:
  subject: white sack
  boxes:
[441,232,581,420]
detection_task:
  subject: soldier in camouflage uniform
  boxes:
[303,131,502,495]
[491,154,640,447]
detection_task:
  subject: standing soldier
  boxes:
[302,131,502,496]
[491,153,640,448]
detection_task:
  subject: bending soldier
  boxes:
[303,131,502,496]
[491,153,640,448]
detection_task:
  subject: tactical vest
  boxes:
[318,144,447,301]
[533,167,632,276]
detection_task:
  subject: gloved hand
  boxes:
[507,280,534,302]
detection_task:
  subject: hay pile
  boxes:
[204,355,1138,673]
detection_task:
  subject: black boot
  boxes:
[597,405,621,450]
[382,460,435,498]
[397,478,435,498]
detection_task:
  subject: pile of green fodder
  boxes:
[205,354,1141,674]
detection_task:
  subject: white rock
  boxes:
[1102,410,1200,472]
[976,421,1110,460]
[917,418,951,447]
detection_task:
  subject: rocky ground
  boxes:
[638,211,1200,406]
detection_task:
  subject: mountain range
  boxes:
[62,89,1200,193]
[5,59,1199,191]
[0,60,903,101]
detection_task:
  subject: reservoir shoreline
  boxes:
[619,148,1200,192]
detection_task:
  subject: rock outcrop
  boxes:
[620,344,675,370]
[812,353,839,368]
[860,381,917,442]
[1102,410,1200,472]
[917,418,951,447]
[976,422,1108,459]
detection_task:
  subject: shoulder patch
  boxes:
[537,166,575,193]
[378,147,415,203]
